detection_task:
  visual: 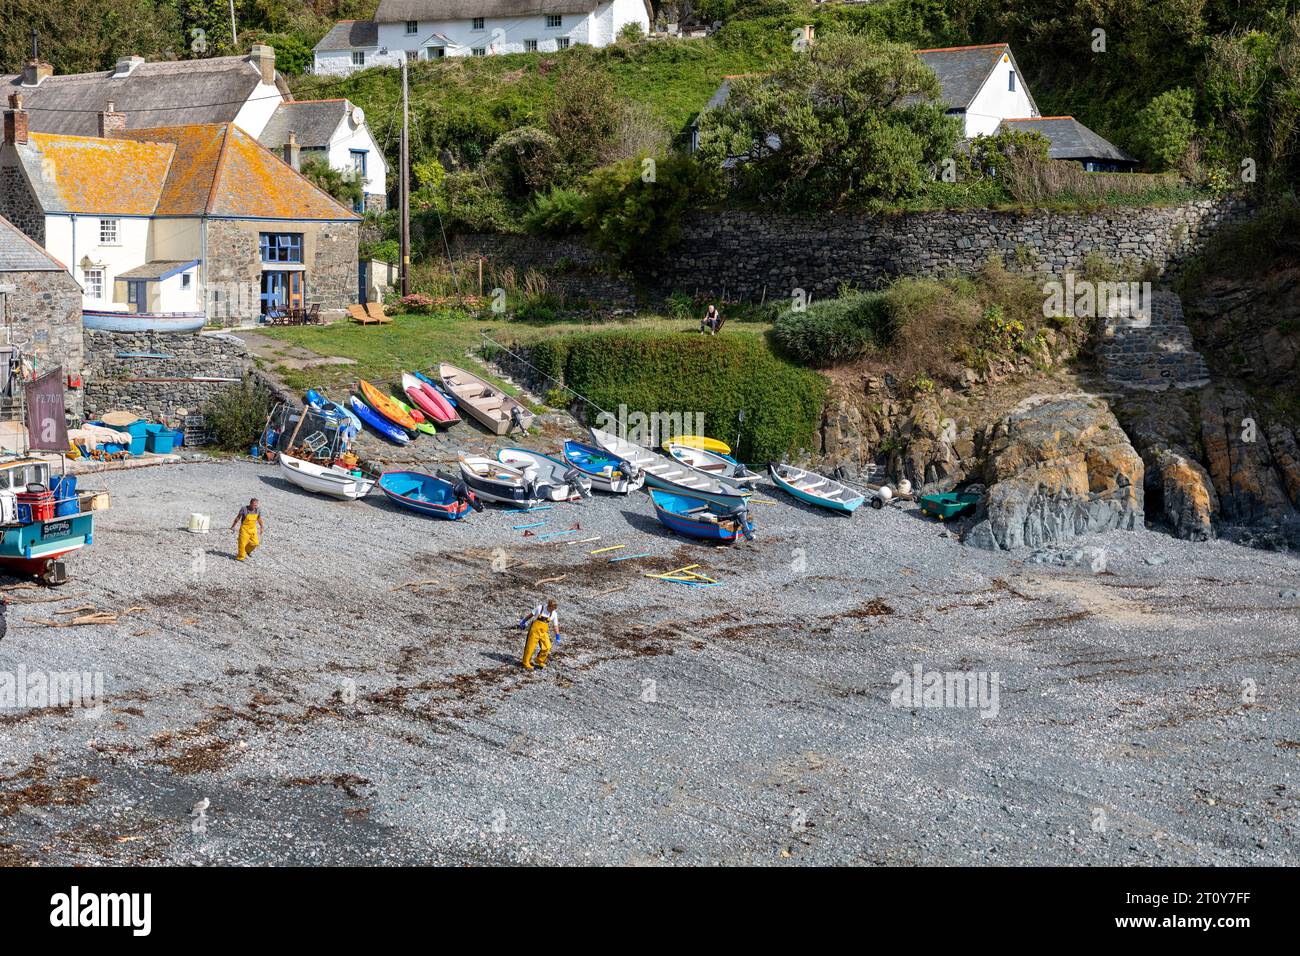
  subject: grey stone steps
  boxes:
[1098,290,1212,392]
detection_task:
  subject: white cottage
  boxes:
[313,0,653,74]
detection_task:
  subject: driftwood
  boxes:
[532,574,567,587]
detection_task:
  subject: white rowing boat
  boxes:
[278,452,376,500]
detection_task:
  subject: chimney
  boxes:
[249,44,276,86]
[98,100,126,137]
[3,93,28,146]
[21,59,53,87]
[282,131,300,171]
[112,55,144,78]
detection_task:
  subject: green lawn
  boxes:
[260,309,773,403]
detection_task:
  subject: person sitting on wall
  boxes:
[700,304,722,335]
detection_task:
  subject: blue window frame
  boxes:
[260,233,303,263]
[350,149,368,178]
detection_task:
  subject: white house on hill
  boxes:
[912,43,1038,138]
[313,0,653,74]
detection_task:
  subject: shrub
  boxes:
[618,21,646,44]
[544,62,626,174]
[204,377,271,452]
[544,330,827,461]
[300,156,361,209]
[771,293,892,367]
[524,185,589,235]
[1133,87,1197,171]
[580,152,708,263]
[434,170,521,232]
[485,126,562,199]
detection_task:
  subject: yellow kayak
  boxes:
[358,379,419,432]
[660,435,732,455]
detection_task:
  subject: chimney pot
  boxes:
[98,100,126,137]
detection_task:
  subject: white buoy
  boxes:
[897,479,912,496]
[187,513,211,534]
[878,485,893,503]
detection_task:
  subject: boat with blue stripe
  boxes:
[649,488,754,545]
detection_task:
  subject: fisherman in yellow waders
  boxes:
[519,599,560,670]
[231,498,266,561]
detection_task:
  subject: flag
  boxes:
[25,367,69,452]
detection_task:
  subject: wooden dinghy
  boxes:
[768,463,864,514]
[438,363,534,436]
[667,442,759,487]
[458,456,544,508]
[278,452,376,500]
[562,439,644,494]
[649,488,754,545]
[401,372,460,426]
[588,427,751,510]
[496,448,591,500]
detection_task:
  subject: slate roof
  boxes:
[999,116,1137,164]
[15,125,359,220]
[314,20,380,52]
[259,100,349,150]
[0,55,290,137]
[913,43,1013,110]
[0,214,69,272]
[117,260,199,280]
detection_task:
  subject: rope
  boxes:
[475,332,616,424]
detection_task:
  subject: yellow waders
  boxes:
[236,513,260,561]
[521,617,552,670]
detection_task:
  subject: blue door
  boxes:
[358,260,369,305]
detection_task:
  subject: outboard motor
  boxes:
[509,405,526,434]
[562,466,591,499]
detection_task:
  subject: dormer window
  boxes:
[472,17,485,30]
[546,15,562,28]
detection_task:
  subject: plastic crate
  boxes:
[146,431,176,454]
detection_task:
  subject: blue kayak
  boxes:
[306,388,361,438]
[378,471,476,519]
[649,488,754,545]
[349,395,410,444]
[412,369,458,408]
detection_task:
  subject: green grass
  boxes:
[261,309,773,401]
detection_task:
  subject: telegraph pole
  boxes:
[229,0,239,47]
[400,58,411,296]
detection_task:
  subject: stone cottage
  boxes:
[0,212,83,412]
[0,93,360,324]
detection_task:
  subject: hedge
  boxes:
[771,292,893,367]
[530,330,828,462]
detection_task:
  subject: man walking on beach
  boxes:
[231,498,266,562]
[519,599,560,670]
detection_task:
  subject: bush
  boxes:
[580,152,708,263]
[618,21,646,44]
[485,126,562,199]
[771,293,892,367]
[299,156,361,209]
[204,377,271,452]
[542,330,827,461]
[524,185,589,234]
[1133,87,1197,171]
[434,170,521,232]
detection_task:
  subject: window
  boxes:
[472,17,485,30]
[83,268,104,300]
[546,14,562,28]
[352,51,365,67]
[426,46,445,59]
[1008,70,1016,92]
[406,50,418,61]
[524,39,538,52]
[350,149,368,181]
[259,233,303,264]
[556,37,570,50]
[181,272,192,289]
[472,47,486,56]
[127,280,145,307]
[99,218,118,245]
[405,20,418,34]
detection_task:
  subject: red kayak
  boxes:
[402,372,460,426]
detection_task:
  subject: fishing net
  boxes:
[262,403,354,464]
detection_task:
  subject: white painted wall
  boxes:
[312,1,649,74]
[155,268,201,313]
[44,214,151,311]
[964,53,1037,137]
[327,111,388,200]
[232,77,286,139]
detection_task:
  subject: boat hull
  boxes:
[358,379,420,432]
[278,453,375,500]
[769,464,864,514]
[349,396,410,444]
[0,512,94,576]
[458,459,543,508]
[496,448,590,501]
[378,472,472,519]
[649,489,752,544]
[402,373,460,426]
[562,440,643,494]
[589,428,751,509]
[438,363,534,436]
[83,310,205,333]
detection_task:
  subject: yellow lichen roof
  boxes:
[120,124,359,220]
[22,133,174,215]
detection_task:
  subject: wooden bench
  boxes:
[349,304,392,325]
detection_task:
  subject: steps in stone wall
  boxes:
[1098,290,1212,392]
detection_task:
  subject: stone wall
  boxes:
[446,197,1250,303]
[447,231,638,305]
[204,218,359,324]
[3,267,83,413]
[0,166,45,244]
[82,329,253,427]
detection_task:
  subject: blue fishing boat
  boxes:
[412,369,457,408]
[649,488,754,545]
[83,309,205,333]
[562,439,643,494]
[377,471,479,519]
[0,457,103,583]
[768,463,864,514]
[349,395,410,444]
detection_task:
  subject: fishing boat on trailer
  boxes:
[377,471,479,519]
[561,439,644,494]
[0,457,104,583]
[82,309,206,333]
[667,442,759,487]
[277,452,376,500]
[349,395,410,445]
[588,428,751,510]
[401,372,460,427]
[458,456,544,508]
[649,488,754,545]
[496,448,591,500]
[768,463,865,514]
[438,363,535,435]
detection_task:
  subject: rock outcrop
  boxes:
[1151,448,1218,541]
[963,397,1144,551]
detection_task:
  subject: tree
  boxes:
[580,152,710,263]
[1,0,180,74]
[695,33,962,208]
[1133,87,1197,171]
[300,156,362,209]
[543,61,625,176]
